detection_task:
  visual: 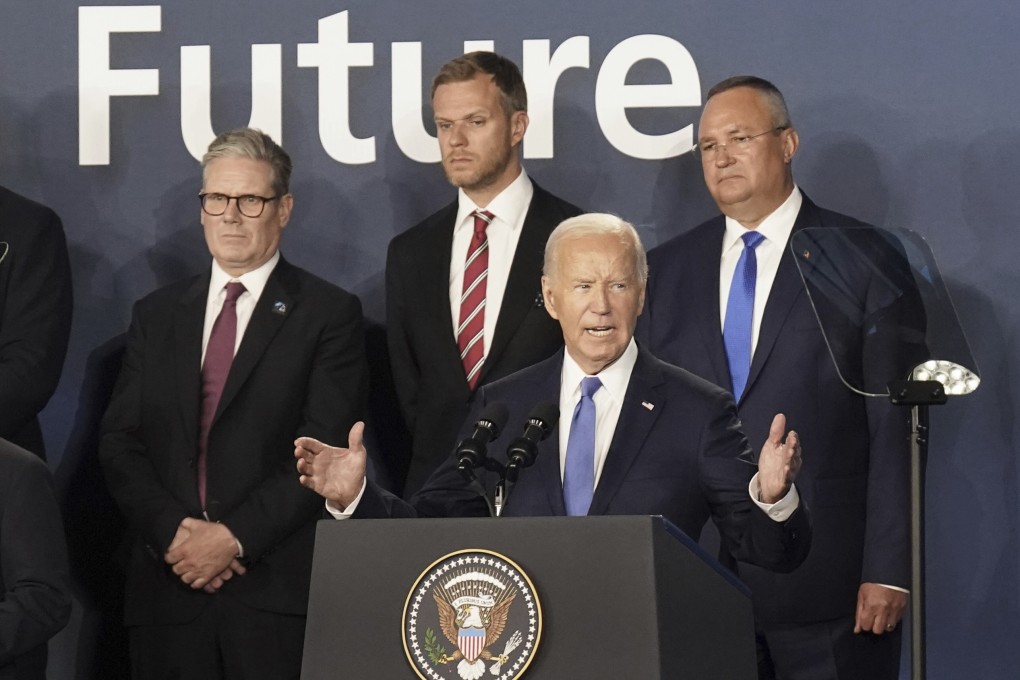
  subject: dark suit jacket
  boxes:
[0,438,71,680]
[0,186,73,458]
[638,195,910,624]
[100,256,367,626]
[386,182,581,497]
[356,349,810,574]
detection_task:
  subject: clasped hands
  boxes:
[164,517,245,593]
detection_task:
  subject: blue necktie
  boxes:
[723,231,765,401]
[563,376,602,516]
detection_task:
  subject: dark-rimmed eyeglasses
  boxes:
[692,126,789,161]
[199,193,279,218]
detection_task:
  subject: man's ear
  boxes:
[541,276,559,320]
[510,111,529,148]
[782,128,799,164]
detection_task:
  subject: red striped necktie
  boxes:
[457,210,493,389]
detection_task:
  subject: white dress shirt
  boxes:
[718,186,802,354]
[448,170,534,357]
[201,251,279,364]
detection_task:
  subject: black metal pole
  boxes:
[910,404,928,680]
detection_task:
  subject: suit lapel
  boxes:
[425,202,469,384]
[174,274,209,450]
[588,351,664,515]
[528,352,568,515]
[690,218,732,387]
[214,258,295,422]
[478,188,549,386]
[744,199,817,398]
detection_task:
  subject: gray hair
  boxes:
[201,127,292,197]
[706,75,792,129]
[544,213,648,283]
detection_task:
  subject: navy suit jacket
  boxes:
[0,186,72,458]
[638,195,911,624]
[0,438,71,679]
[100,256,368,626]
[386,182,581,497]
[356,348,810,574]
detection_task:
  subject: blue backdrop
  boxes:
[2,2,1016,677]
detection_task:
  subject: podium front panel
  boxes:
[301,515,755,679]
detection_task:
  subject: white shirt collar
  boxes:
[723,185,802,252]
[208,250,280,302]
[455,169,532,234]
[561,337,639,401]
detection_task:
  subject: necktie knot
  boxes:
[580,376,602,400]
[741,231,765,250]
[472,210,494,239]
[224,281,246,304]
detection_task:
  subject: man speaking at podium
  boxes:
[296,213,810,573]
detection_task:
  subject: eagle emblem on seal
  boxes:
[403,550,541,680]
[432,570,519,680]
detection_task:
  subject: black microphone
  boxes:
[456,402,509,473]
[506,402,559,472]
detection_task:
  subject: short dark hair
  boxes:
[201,127,292,197]
[431,51,527,116]
[706,75,792,129]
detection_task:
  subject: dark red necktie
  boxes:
[457,210,493,389]
[197,281,246,508]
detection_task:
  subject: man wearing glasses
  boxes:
[637,77,908,679]
[100,127,368,679]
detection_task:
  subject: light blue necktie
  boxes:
[723,231,765,400]
[563,376,602,516]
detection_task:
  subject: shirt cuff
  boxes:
[749,472,800,522]
[873,583,910,595]
[324,478,368,520]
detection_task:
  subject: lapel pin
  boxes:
[801,249,811,259]
[272,301,288,315]
[641,401,655,411]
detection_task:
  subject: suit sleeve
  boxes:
[99,301,192,553]
[222,293,369,561]
[857,240,921,588]
[0,454,71,664]
[699,391,811,573]
[385,238,420,430]
[0,207,73,441]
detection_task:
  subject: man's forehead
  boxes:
[557,238,635,274]
[203,157,273,185]
[699,89,769,131]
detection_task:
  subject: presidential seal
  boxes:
[403,549,542,680]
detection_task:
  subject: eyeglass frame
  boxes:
[692,126,789,161]
[199,192,281,218]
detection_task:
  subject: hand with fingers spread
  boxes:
[757,413,802,504]
[295,422,368,510]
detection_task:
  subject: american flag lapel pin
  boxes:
[272,301,287,315]
[641,401,654,411]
